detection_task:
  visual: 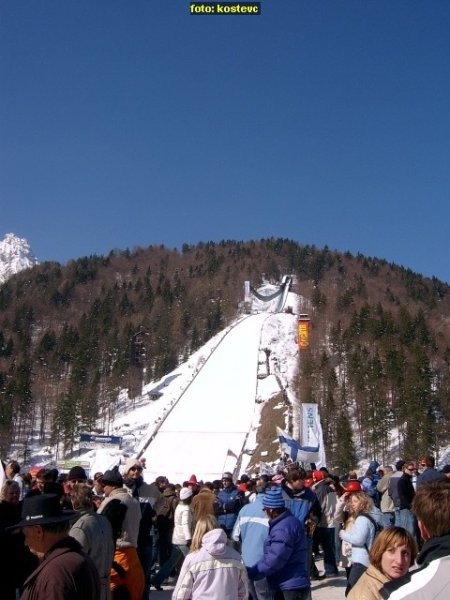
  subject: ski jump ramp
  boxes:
[142,313,269,483]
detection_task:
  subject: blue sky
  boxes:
[1,0,449,283]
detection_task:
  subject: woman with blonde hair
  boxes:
[172,515,248,599]
[339,490,384,595]
[347,526,417,600]
[1,480,21,504]
[189,513,219,551]
[334,480,362,580]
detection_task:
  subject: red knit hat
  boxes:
[188,474,198,485]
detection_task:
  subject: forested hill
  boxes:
[1,239,449,468]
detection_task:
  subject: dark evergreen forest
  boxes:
[0,239,449,469]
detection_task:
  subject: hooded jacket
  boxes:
[172,528,248,600]
[247,508,310,591]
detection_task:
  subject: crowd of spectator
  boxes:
[1,454,450,600]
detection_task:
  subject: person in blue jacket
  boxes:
[247,486,311,600]
[232,480,273,600]
[216,471,244,537]
[281,468,322,580]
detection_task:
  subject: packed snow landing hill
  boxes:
[78,280,317,482]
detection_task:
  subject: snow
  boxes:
[74,281,321,483]
[0,233,39,284]
[143,313,269,482]
[7,276,325,483]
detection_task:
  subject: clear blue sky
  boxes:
[1,0,449,283]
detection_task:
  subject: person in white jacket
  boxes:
[151,486,194,591]
[173,515,248,600]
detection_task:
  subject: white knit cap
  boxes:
[179,486,193,501]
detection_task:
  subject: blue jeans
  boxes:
[151,544,189,587]
[381,512,395,528]
[395,508,417,538]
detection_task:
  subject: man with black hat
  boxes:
[61,465,88,509]
[97,465,144,600]
[14,493,100,599]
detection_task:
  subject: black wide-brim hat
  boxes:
[9,493,77,531]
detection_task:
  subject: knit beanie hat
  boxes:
[67,466,87,481]
[124,458,142,474]
[101,466,123,487]
[262,486,285,509]
[179,487,193,501]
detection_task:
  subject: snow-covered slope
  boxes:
[0,233,39,284]
[143,313,269,482]
[30,281,323,481]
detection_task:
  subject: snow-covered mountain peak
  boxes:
[0,233,39,284]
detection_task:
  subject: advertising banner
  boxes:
[244,280,251,303]
[298,316,310,350]
[79,433,122,450]
[301,403,326,467]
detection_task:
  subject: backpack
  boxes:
[361,513,383,550]
[101,498,128,547]
[101,499,130,599]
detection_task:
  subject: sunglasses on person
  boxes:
[130,466,142,472]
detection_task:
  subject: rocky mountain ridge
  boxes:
[0,233,39,285]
